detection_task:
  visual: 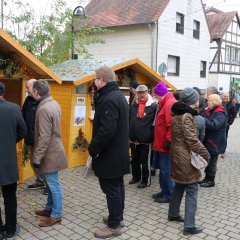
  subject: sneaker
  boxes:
[103,216,125,228]
[168,216,184,222]
[154,196,170,203]
[200,180,215,188]
[94,226,122,238]
[27,182,45,190]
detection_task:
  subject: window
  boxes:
[200,61,206,78]
[236,49,240,64]
[226,46,231,63]
[193,20,200,39]
[167,55,180,76]
[231,48,236,63]
[176,12,184,34]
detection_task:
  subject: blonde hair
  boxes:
[208,94,222,107]
[95,66,115,82]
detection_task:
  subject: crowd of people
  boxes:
[0,65,238,239]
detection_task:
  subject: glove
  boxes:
[33,162,41,169]
[164,142,171,150]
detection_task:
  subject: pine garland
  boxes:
[73,128,89,152]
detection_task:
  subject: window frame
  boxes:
[193,20,200,39]
[167,55,180,76]
[200,61,207,78]
[176,12,184,34]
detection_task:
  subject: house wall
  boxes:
[85,24,153,68]
[209,15,240,92]
[82,0,210,90]
[157,0,210,89]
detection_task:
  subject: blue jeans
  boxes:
[155,151,175,200]
[45,172,63,218]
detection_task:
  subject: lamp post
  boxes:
[71,6,86,60]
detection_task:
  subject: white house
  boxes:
[206,9,240,93]
[75,0,210,90]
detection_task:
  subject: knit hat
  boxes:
[180,87,199,105]
[153,81,168,96]
[130,81,139,89]
[0,82,5,95]
[136,85,148,92]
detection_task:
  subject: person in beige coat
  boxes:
[168,88,209,236]
[31,80,67,228]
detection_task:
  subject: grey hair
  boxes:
[207,86,218,95]
[33,80,50,97]
[95,66,115,82]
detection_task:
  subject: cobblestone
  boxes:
[1,119,240,239]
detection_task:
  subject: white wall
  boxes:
[157,0,210,89]
[85,24,153,68]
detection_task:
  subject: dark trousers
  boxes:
[168,183,198,229]
[130,143,151,185]
[99,177,125,229]
[223,125,230,153]
[0,182,17,234]
[205,154,218,179]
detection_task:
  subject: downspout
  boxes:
[148,23,154,69]
[155,20,159,72]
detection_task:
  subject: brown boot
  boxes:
[39,217,62,227]
[35,209,51,217]
[94,226,122,238]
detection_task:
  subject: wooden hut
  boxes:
[49,57,177,168]
[0,29,62,183]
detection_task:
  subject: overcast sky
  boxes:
[4,0,240,18]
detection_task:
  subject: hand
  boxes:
[33,162,40,169]
[164,142,171,150]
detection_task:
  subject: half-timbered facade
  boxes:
[207,10,240,92]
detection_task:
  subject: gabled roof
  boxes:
[49,57,176,91]
[80,0,170,28]
[205,7,223,15]
[206,11,239,40]
[0,29,62,83]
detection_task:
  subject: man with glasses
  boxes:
[88,66,130,239]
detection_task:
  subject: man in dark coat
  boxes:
[88,66,130,239]
[0,81,27,240]
[22,79,45,190]
[221,92,237,157]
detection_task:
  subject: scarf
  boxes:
[0,96,4,99]
[137,97,148,118]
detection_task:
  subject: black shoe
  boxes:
[129,178,140,184]
[43,187,48,195]
[137,182,148,188]
[200,180,215,188]
[168,216,184,222]
[183,227,203,235]
[152,192,164,199]
[6,224,20,240]
[151,169,156,176]
[27,182,45,189]
[154,196,170,203]
[198,178,207,184]
[0,232,4,240]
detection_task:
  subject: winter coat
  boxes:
[153,92,176,153]
[33,96,67,173]
[194,115,206,142]
[202,106,227,154]
[22,96,37,146]
[88,81,130,179]
[170,102,210,184]
[129,95,157,143]
[0,98,27,185]
[225,100,237,125]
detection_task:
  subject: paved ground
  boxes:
[2,118,240,240]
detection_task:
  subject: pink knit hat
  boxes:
[153,82,168,96]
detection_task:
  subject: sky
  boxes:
[3,0,240,19]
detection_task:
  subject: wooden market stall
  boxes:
[49,57,177,168]
[0,29,62,183]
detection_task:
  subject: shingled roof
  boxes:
[206,11,239,39]
[82,0,170,27]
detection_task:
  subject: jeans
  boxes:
[45,172,63,218]
[99,177,125,228]
[205,154,218,178]
[155,151,175,200]
[0,183,17,234]
[168,183,198,229]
